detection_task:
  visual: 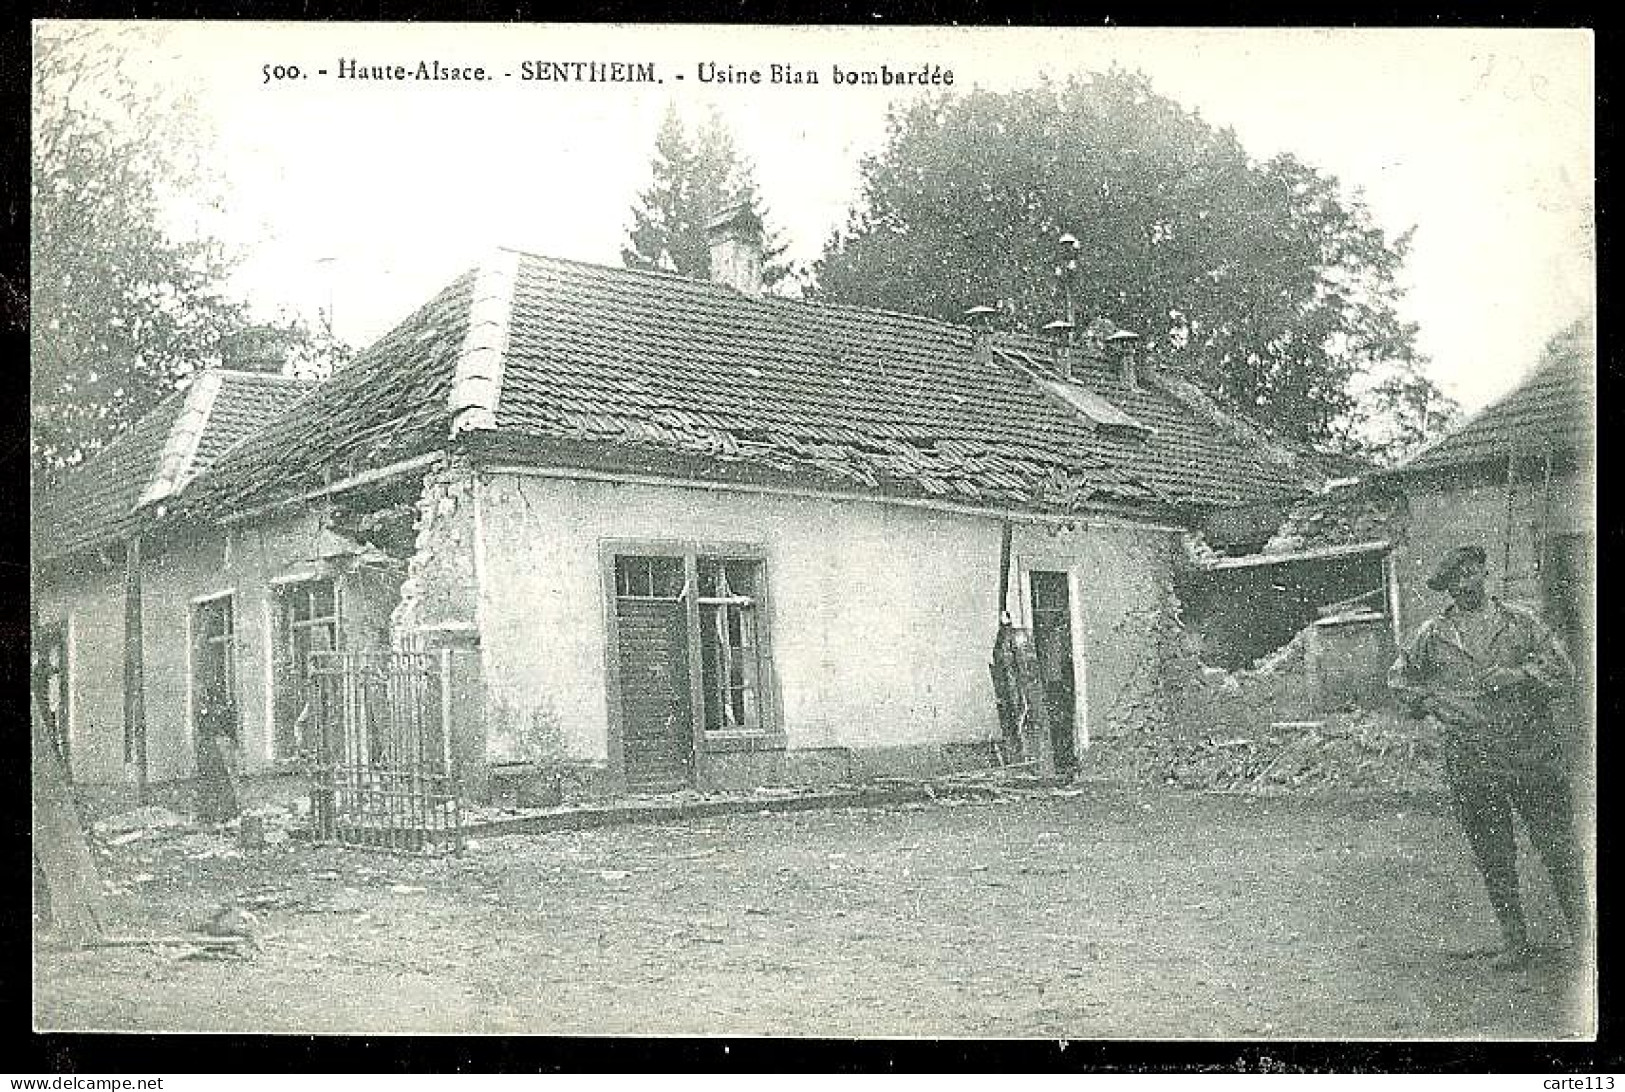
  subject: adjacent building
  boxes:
[1382,317,1595,666]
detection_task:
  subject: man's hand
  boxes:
[1480,665,1528,692]
[1426,693,1487,725]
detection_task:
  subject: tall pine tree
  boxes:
[623,106,791,289]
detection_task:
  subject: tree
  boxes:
[814,69,1456,456]
[31,25,333,481]
[622,106,792,289]
[1337,359,1464,466]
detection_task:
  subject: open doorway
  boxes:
[1028,570,1079,775]
[192,594,240,757]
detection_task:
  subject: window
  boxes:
[605,545,778,787]
[274,578,338,757]
[615,555,685,599]
[193,595,239,750]
[697,558,765,732]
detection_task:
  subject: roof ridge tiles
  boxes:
[509,248,978,339]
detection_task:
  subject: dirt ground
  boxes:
[33,784,1594,1039]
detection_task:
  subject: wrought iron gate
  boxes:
[308,650,463,853]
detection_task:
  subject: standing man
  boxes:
[1389,544,1587,970]
[194,685,242,824]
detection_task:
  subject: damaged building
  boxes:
[1382,316,1594,670]
[33,209,1329,809]
[1175,315,1595,723]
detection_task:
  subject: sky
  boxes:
[43,22,1595,413]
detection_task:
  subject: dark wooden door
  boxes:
[616,597,695,791]
[193,597,237,747]
[1029,571,1077,773]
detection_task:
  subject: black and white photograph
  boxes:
[28,22,1596,1041]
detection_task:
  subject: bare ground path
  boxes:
[33,785,1593,1038]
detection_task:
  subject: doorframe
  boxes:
[599,538,776,793]
[600,539,695,795]
[1015,556,1090,756]
[33,617,73,774]
[188,588,239,766]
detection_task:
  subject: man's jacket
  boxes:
[1388,597,1574,775]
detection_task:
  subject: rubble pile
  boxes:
[1138,711,1445,796]
[1092,708,1449,793]
[89,801,313,887]
[1262,485,1407,556]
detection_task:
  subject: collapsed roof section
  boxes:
[87,249,1327,549]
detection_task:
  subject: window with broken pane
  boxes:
[274,578,338,757]
[697,558,764,732]
[614,555,685,599]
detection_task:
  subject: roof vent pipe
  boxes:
[965,305,997,367]
[1107,329,1142,389]
[1055,233,1082,329]
[1043,319,1076,380]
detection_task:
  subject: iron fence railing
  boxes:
[308,650,462,854]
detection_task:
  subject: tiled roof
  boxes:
[34,370,312,562]
[194,371,314,469]
[173,273,476,522]
[1394,320,1595,476]
[491,253,1315,512]
[995,336,1319,508]
[154,251,1318,534]
[34,391,186,563]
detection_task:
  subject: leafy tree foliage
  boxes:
[815,69,1457,460]
[31,26,335,481]
[1339,361,1465,467]
[623,106,792,289]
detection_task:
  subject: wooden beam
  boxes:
[32,696,103,941]
[997,519,1013,623]
[124,532,149,803]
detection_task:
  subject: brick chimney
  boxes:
[965,306,997,366]
[705,203,765,295]
[1107,329,1142,389]
[1043,319,1076,380]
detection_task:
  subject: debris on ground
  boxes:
[173,832,243,860]
[1112,711,1445,795]
[93,806,191,837]
[83,934,255,953]
[194,906,261,941]
[105,829,153,847]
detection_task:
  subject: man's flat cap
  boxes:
[1427,544,1488,591]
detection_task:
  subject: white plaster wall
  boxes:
[34,509,337,785]
[33,567,126,783]
[475,473,1181,766]
[1012,520,1180,742]
[1396,466,1593,639]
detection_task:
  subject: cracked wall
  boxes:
[473,472,1187,791]
[391,456,482,640]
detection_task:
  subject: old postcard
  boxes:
[29,22,1596,1041]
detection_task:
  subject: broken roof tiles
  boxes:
[50,250,1327,558]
